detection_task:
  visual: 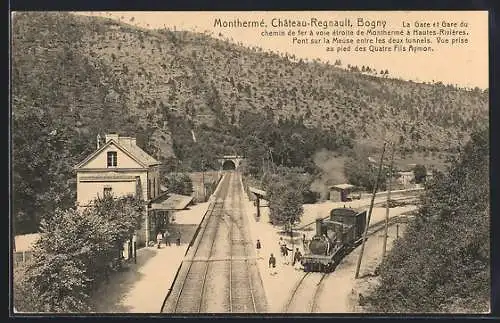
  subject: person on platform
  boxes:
[156,231,163,249]
[256,239,262,258]
[283,243,293,265]
[293,248,303,269]
[268,253,277,275]
[164,229,171,246]
[279,237,286,258]
[176,230,181,246]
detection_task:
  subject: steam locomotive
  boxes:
[301,207,367,272]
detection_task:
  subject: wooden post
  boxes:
[355,142,387,279]
[382,143,395,261]
[396,224,399,239]
[145,211,150,247]
[134,241,137,264]
[256,196,261,218]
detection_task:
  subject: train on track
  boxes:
[301,207,367,272]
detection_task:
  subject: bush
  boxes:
[302,189,320,204]
[413,164,427,184]
[163,172,193,196]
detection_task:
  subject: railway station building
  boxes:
[74,133,165,247]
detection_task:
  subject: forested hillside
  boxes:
[12,12,488,234]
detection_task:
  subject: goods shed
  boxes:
[329,183,356,202]
[150,193,194,234]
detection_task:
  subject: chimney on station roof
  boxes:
[105,133,119,143]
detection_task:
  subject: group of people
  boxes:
[156,230,181,249]
[262,236,304,275]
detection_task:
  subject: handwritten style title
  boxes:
[213,18,387,29]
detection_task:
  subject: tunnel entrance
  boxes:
[222,160,236,170]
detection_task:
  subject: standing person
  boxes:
[268,253,277,275]
[164,229,171,246]
[156,231,163,249]
[293,248,303,269]
[176,230,181,246]
[256,239,262,258]
[283,243,292,265]
[279,237,286,260]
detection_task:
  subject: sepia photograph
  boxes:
[10,10,489,315]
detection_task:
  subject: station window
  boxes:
[107,151,117,167]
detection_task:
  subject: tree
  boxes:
[15,195,144,312]
[413,164,427,184]
[365,126,489,313]
[12,107,88,234]
[344,148,387,191]
[267,172,304,228]
[20,208,111,312]
[163,173,193,196]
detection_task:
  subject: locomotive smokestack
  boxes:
[315,218,322,236]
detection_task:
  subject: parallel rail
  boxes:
[172,202,223,313]
[283,272,310,312]
[165,175,230,313]
[228,175,257,313]
[310,274,328,312]
[163,172,262,313]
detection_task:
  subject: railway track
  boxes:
[283,215,403,313]
[229,175,257,313]
[162,175,230,313]
[162,172,265,313]
[171,188,228,312]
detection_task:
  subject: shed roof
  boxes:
[330,183,355,190]
[249,187,267,197]
[151,193,194,211]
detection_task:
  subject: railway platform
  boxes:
[240,179,307,313]
[89,201,211,313]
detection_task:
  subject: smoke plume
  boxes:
[310,149,347,200]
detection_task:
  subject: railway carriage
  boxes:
[301,208,367,272]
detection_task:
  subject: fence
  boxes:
[189,171,221,203]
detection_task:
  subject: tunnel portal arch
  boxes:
[222,160,236,170]
[217,155,244,170]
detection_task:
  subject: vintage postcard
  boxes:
[11,11,489,315]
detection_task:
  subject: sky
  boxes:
[77,11,488,89]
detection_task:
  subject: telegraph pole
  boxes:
[201,158,206,202]
[382,142,395,261]
[355,141,387,279]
